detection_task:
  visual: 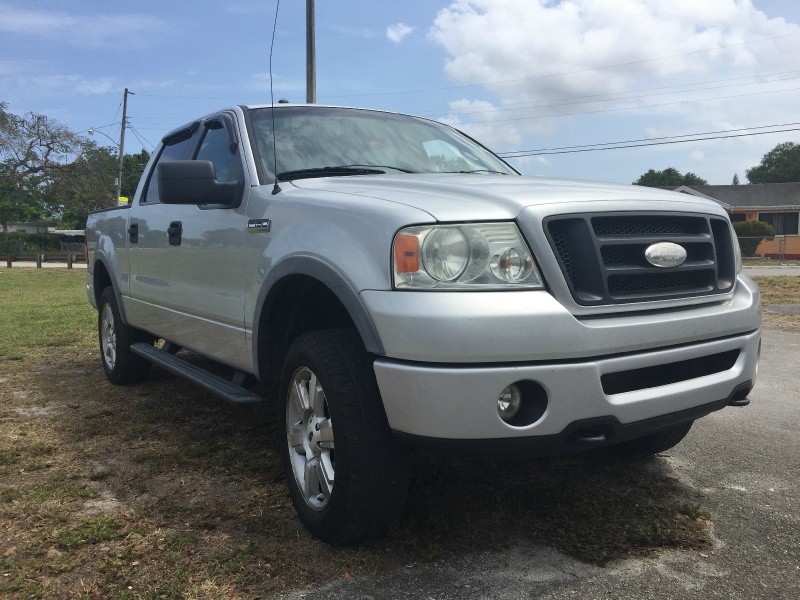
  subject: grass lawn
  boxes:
[5,268,788,598]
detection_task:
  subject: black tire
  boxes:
[98,287,153,385]
[278,329,411,544]
[607,420,694,459]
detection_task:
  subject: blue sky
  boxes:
[2,0,800,184]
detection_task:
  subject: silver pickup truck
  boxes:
[86,104,761,544]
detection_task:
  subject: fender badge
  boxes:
[645,242,687,268]
[247,219,271,232]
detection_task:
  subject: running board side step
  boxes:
[131,343,262,405]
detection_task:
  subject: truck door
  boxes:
[163,116,251,371]
[127,124,200,334]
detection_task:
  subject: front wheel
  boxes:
[98,287,153,385]
[607,420,694,458]
[279,329,410,544]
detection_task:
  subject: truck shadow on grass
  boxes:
[3,355,712,597]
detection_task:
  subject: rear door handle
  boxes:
[128,223,138,244]
[167,221,183,246]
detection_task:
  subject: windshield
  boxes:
[247,106,516,181]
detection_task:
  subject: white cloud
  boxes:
[16,75,116,96]
[386,22,414,43]
[691,150,705,161]
[0,3,164,48]
[438,97,560,154]
[427,1,800,131]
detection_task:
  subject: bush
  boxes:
[1,232,64,254]
[733,220,776,257]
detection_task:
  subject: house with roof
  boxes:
[672,182,800,259]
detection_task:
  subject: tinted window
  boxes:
[142,132,197,204]
[195,123,241,183]
[758,212,800,235]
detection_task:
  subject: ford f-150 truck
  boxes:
[86,104,760,544]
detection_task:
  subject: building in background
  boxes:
[673,183,800,259]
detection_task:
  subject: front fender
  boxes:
[251,255,385,380]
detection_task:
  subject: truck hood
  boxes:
[290,174,724,221]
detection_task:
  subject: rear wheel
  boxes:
[607,420,694,458]
[279,329,410,544]
[98,287,153,385]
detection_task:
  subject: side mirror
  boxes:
[158,160,239,206]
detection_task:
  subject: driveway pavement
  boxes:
[743,265,800,277]
[285,328,799,600]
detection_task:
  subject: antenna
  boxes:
[269,0,282,195]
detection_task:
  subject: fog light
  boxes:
[498,384,522,422]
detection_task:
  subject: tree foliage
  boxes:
[733,220,775,257]
[121,149,150,199]
[0,102,152,234]
[632,168,708,187]
[745,142,800,184]
[0,101,83,245]
[0,172,44,252]
[45,143,118,229]
[0,101,82,191]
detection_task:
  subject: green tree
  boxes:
[733,220,775,257]
[121,149,150,198]
[1,102,83,251]
[745,142,800,183]
[44,145,151,228]
[0,167,44,253]
[45,143,118,228]
[633,168,708,187]
[732,173,740,185]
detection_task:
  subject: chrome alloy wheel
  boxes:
[286,367,335,510]
[100,303,117,371]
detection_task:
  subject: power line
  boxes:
[499,126,800,158]
[127,124,155,151]
[458,83,800,125]
[425,72,800,119]
[499,122,800,156]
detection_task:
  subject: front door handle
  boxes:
[167,221,183,246]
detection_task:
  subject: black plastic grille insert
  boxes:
[545,212,736,305]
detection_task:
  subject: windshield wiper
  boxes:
[276,165,386,181]
[441,169,508,175]
[337,164,418,173]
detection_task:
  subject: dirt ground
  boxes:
[1,269,795,598]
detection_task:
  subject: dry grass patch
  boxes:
[1,269,718,598]
[753,276,800,332]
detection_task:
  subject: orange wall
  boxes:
[731,210,800,259]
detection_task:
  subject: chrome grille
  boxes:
[544,212,736,305]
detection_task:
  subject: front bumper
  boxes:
[374,328,760,445]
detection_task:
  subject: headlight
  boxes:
[393,223,544,290]
[731,224,743,274]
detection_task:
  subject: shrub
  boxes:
[1,232,64,254]
[733,220,776,257]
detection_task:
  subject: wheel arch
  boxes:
[252,256,385,382]
[93,256,130,325]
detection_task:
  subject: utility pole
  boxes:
[117,88,133,203]
[306,0,316,103]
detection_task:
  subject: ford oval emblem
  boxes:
[645,242,687,268]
